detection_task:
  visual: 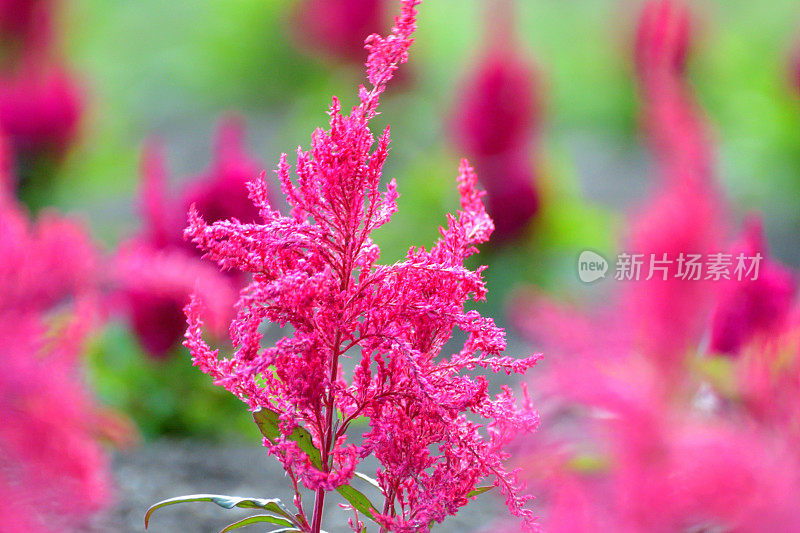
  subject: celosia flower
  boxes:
[0,171,111,531]
[0,58,83,161]
[625,0,723,375]
[292,0,387,64]
[113,117,260,357]
[449,0,540,242]
[182,1,540,531]
[177,115,263,250]
[709,216,796,355]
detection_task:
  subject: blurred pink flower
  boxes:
[710,216,796,355]
[504,3,800,530]
[0,59,82,161]
[137,115,265,252]
[0,0,53,46]
[112,120,254,357]
[0,176,111,530]
[450,0,540,242]
[292,0,387,63]
[113,241,236,358]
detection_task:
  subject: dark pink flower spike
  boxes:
[0,0,54,48]
[114,241,236,359]
[0,60,83,159]
[480,152,539,242]
[449,0,540,242]
[709,217,797,355]
[450,1,539,159]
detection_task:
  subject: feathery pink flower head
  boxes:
[183,1,540,530]
[709,216,796,355]
[449,0,540,242]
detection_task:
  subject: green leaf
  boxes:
[219,514,295,532]
[144,494,298,529]
[466,486,493,498]
[253,408,322,468]
[336,484,380,522]
[252,409,380,523]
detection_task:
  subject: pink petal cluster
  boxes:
[507,2,800,530]
[0,138,111,531]
[113,119,256,357]
[709,217,796,355]
[292,0,387,64]
[184,1,541,531]
[450,0,540,242]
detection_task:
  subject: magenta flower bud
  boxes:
[451,35,539,158]
[292,0,386,63]
[709,217,796,355]
[0,61,83,159]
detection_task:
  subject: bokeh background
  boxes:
[5,0,800,530]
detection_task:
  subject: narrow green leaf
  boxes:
[253,408,322,468]
[144,494,298,529]
[219,514,294,532]
[336,484,380,522]
[466,486,493,498]
[252,409,380,523]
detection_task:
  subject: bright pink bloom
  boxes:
[450,0,540,242]
[292,0,387,63]
[710,217,796,355]
[184,1,540,531]
[0,186,110,531]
